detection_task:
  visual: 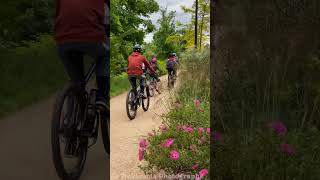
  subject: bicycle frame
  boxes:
[85,62,96,84]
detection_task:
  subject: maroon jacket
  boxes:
[54,0,106,44]
[127,52,155,76]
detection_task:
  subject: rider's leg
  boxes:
[58,45,86,155]
[128,75,138,96]
[58,45,86,92]
[94,43,109,111]
[69,43,108,111]
[139,75,146,99]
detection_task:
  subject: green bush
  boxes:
[110,72,130,97]
[0,34,66,117]
[138,48,210,179]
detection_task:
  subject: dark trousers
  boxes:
[167,68,176,79]
[128,75,145,96]
[58,43,109,102]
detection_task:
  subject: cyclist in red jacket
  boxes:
[54,0,109,112]
[127,44,155,99]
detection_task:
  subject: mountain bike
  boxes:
[148,74,161,97]
[126,74,151,120]
[51,62,109,180]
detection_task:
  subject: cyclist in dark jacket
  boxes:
[166,53,178,79]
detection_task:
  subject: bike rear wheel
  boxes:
[51,84,88,180]
[100,111,110,154]
[149,81,155,97]
[126,90,137,120]
[142,86,150,111]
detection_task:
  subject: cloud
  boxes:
[144,0,194,43]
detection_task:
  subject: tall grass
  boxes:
[0,35,66,117]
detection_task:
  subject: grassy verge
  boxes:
[0,35,66,118]
[110,73,130,97]
[138,48,210,179]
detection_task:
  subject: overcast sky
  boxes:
[144,0,194,43]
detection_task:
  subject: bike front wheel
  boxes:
[142,86,150,111]
[126,90,137,120]
[100,111,110,154]
[51,84,88,180]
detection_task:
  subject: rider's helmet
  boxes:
[133,44,142,53]
[169,52,175,57]
[172,53,177,57]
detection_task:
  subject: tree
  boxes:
[153,7,177,59]
[110,0,159,75]
[0,0,54,46]
[181,0,210,49]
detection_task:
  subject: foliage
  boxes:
[212,0,320,179]
[153,7,178,59]
[110,73,130,97]
[0,35,66,117]
[0,0,54,46]
[180,0,210,49]
[110,0,159,76]
[139,48,210,179]
[214,122,320,180]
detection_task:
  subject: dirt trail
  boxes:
[0,96,108,180]
[110,76,175,180]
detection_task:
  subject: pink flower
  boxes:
[280,143,296,155]
[192,164,199,170]
[138,147,145,161]
[194,100,202,106]
[195,175,201,180]
[213,131,221,142]
[268,121,287,136]
[159,124,169,132]
[159,138,174,147]
[139,138,148,148]
[198,127,205,135]
[169,150,180,160]
[206,128,210,135]
[196,107,204,111]
[199,169,208,177]
[200,136,206,144]
[183,126,194,133]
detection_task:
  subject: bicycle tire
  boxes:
[126,90,137,120]
[149,81,155,97]
[51,84,88,180]
[100,112,110,154]
[142,86,150,111]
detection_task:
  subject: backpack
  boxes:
[166,59,176,69]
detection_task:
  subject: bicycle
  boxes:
[148,74,161,97]
[51,62,109,180]
[168,70,175,89]
[126,74,151,120]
